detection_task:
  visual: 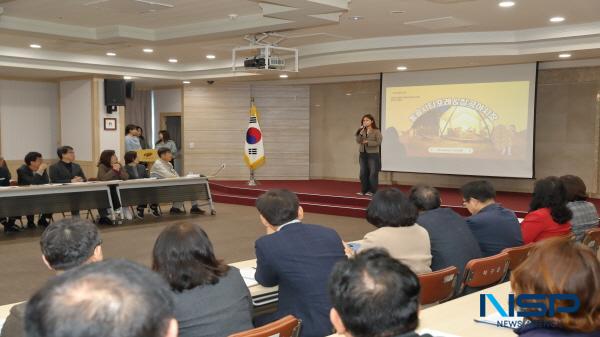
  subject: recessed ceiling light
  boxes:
[396,66,408,71]
[228,13,238,20]
[350,16,363,21]
[558,53,572,58]
[182,81,191,84]
[123,76,133,80]
[391,10,406,14]
[206,54,216,59]
[143,48,154,53]
[550,16,565,23]
[106,52,116,56]
[168,58,178,63]
[498,1,515,8]
[279,74,288,78]
[345,92,352,96]
[29,44,41,49]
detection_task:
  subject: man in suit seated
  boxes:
[49,145,87,217]
[409,184,482,282]
[329,249,433,337]
[253,189,347,337]
[150,148,205,215]
[460,180,523,257]
[16,152,52,228]
[0,218,104,337]
[24,260,178,337]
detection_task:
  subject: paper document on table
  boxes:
[417,329,461,337]
[474,312,524,329]
[239,267,258,287]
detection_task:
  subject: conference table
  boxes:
[0,176,215,219]
[116,176,216,215]
[0,182,115,219]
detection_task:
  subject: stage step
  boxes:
[210,183,367,218]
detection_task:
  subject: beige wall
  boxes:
[183,83,310,180]
[310,67,600,195]
[310,80,381,180]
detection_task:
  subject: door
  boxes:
[160,113,183,174]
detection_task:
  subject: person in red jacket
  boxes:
[521,176,572,243]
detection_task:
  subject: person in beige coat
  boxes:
[354,188,432,274]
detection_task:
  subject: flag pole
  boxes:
[248,97,258,186]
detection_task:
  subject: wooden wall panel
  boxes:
[183,83,310,180]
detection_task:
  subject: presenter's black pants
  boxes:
[359,152,380,194]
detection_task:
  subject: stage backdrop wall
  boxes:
[183,83,310,180]
[309,66,600,196]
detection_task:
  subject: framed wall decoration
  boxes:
[104,118,117,130]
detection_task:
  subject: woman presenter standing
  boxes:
[355,114,383,196]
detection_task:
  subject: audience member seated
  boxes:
[49,145,87,217]
[460,180,523,256]
[560,175,599,242]
[150,148,205,215]
[521,176,572,244]
[137,126,149,149]
[329,248,433,337]
[253,189,346,337]
[409,184,482,279]
[96,149,129,224]
[511,237,600,336]
[124,151,160,218]
[156,130,178,166]
[17,152,52,228]
[357,188,432,274]
[0,156,21,233]
[152,223,253,337]
[1,218,103,337]
[125,124,142,152]
[24,259,178,337]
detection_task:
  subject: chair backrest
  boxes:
[459,252,509,295]
[501,243,535,271]
[418,266,459,305]
[229,315,301,337]
[582,227,600,252]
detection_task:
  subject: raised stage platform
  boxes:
[209,179,557,219]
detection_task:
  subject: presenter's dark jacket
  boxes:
[355,128,382,153]
[254,222,347,337]
[465,203,523,257]
[0,165,10,186]
[515,322,600,337]
[17,165,49,186]
[48,161,87,183]
[417,207,482,277]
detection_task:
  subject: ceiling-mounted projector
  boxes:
[244,54,285,69]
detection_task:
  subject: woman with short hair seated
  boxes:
[511,237,600,336]
[152,223,254,337]
[357,188,432,274]
[521,176,572,244]
[560,175,599,242]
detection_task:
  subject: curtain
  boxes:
[124,89,152,145]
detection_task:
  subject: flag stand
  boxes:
[248,169,258,186]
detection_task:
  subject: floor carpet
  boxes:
[0,202,372,305]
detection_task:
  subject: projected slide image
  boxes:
[386,81,530,160]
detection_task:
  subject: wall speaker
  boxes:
[104,79,126,106]
[126,81,135,99]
